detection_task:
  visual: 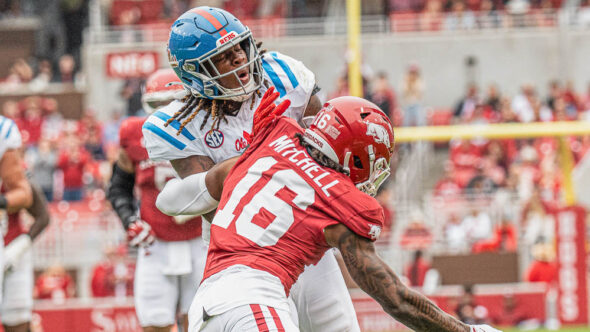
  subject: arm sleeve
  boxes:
[156,171,219,216]
[106,163,137,229]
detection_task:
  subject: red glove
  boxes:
[248,87,291,143]
[127,219,156,247]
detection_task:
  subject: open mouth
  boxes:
[237,69,250,84]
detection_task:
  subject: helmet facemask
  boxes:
[346,145,391,197]
[180,29,263,102]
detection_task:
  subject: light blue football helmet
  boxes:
[167,6,263,101]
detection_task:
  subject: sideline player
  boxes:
[0,115,33,308]
[142,7,360,331]
[185,91,502,332]
[2,181,50,332]
[107,69,206,332]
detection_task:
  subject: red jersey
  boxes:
[119,117,201,241]
[203,118,384,294]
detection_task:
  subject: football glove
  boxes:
[4,234,32,272]
[470,324,503,332]
[247,87,291,143]
[127,219,155,247]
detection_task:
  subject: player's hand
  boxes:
[250,87,291,141]
[127,219,156,247]
[4,234,32,272]
[470,324,503,332]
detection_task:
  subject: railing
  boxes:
[84,8,590,45]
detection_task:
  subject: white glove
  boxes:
[470,324,503,332]
[4,234,32,272]
[127,219,156,247]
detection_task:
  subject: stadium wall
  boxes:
[85,29,590,119]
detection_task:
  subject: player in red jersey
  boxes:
[2,181,50,332]
[187,89,502,332]
[107,69,206,332]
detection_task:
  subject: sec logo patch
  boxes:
[205,129,224,148]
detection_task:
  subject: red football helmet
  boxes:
[141,68,187,114]
[303,96,395,196]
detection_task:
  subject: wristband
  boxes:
[0,194,7,209]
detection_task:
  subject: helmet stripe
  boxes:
[191,8,229,36]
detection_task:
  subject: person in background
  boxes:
[404,250,431,287]
[401,64,425,126]
[91,245,135,298]
[525,243,557,284]
[33,264,75,301]
[370,71,397,120]
[57,135,90,201]
[25,138,57,201]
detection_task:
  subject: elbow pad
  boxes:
[107,163,137,229]
[156,171,219,217]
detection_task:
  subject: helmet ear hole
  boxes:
[353,156,364,169]
[360,112,370,119]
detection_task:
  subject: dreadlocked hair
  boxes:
[295,133,349,175]
[164,40,271,135]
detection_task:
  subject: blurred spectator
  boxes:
[546,80,562,111]
[375,185,394,236]
[449,139,481,187]
[103,110,123,147]
[91,245,135,298]
[511,84,536,123]
[29,59,54,91]
[434,161,463,199]
[2,100,21,120]
[499,97,519,123]
[401,64,425,126]
[521,188,555,246]
[26,138,57,201]
[490,294,530,326]
[34,264,75,301]
[328,75,349,100]
[41,98,64,142]
[461,207,493,245]
[525,243,557,284]
[456,285,489,325]
[465,165,499,196]
[514,143,541,200]
[420,0,444,31]
[484,83,501,113]
[370,71,397,119]
[57,135,90,201]
[579,81,590,113]
[445,213,468,251]
[52,54,76,84]
[473,213,518,252]
[454,83,480,121]
[404,250,431,287]
[60,0,88,61]
[120,78,144,116]
[2,58,33,91]
[444,0,477,30]
[20,96,44,146]
[478,0,502,29]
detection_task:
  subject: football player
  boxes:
[185,90,502,332]
[0,115,33,309]
[107,69,206,332]
[142,6,360,332]
[2,181,50,332]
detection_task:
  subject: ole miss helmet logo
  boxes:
[205,129,224,148]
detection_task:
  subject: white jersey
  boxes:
[0,116,22,160]
[142,51,315,163]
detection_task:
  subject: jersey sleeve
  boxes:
[326,190,385,242]
[0,117,22,160]
[261,52,316,122]
[141,103,208,161]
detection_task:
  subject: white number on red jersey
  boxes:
[214,156,315,247]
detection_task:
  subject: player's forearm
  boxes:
[338,231,468,332]
[3,180,33,213]
[156,172,218,216]
[107,163,137,229]
[26,182,50,240]
[205,157,239,200]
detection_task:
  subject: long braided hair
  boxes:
[294,132,349,176]
[165,42,268,134]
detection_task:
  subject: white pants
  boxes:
[134,237,207,327]
[290,249,360,332]
[199,304,298,332]
[0,235,4,307]
[1,248,33,325]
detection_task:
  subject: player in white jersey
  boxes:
[0,116,33,311]
[141,6,360,331]
[2,181,50,332]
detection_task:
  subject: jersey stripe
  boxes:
[0,117,6,134]
[270,52,299,89]
[152,111,196,141]
[262,58,287,97]
[143,122,186,150]
[249,304,269,331]
[191,8,228,36]
[268,306,285,332]
[4,121,14,138]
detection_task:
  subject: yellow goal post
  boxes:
[394,121,590,206]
